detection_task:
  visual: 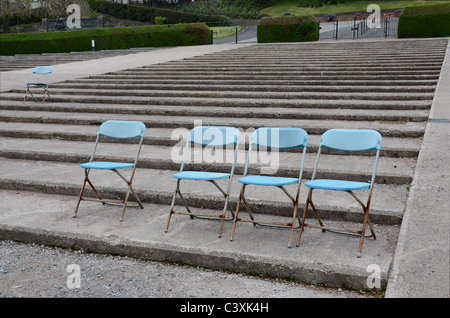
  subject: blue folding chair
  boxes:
[165,126,241,238]
[73,120,146,222]
[24,66,53,103]
[296,129,382,257]
[229,127,309,248]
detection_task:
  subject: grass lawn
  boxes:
[261,0,450,16]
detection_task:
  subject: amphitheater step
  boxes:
[0,109,427,138]
[0,122,423,158]
[0,157,407,226]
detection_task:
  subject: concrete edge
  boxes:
[385,38,450,298]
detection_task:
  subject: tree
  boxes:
[1,0,93,33]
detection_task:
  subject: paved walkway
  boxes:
[0,39,449,297]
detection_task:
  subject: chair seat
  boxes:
[26,82,48,86]
[305,179,370,191]
[80,161,134,170]
[173,171,230,181]
[239,175,299,187]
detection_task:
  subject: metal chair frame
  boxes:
[73,120,146,222]
[24,66,53,103]
[165,126,241,238]
[296,129,382,257]
[229,127,309,248]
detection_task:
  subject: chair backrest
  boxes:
[179,126,240,174]
[188,126,240,147]
[244,127,309,177]
[313,129,382,185]
[33,66,53,75]
[320,129,382,152]
[250,127,309,149]
[29,66,53,84]
[89,120,146,164]
[99,120,146,139]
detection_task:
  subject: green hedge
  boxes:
[398,3,450,38]
[0,23,211,56]
[88,0,231,26]
[257,16,319,43]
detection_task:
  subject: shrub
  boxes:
[398,3,450,38]
[87,0,231,26]
[163,0,274,20]
[257,15,319,43]
[0,23,211,56]
[155,16,167,25]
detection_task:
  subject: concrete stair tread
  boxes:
[89,73,442,80]
[0,136,415,184]
[2,93,433,110]
[52,82,438,93]
[0,100,430,122]
[0,158,407,225]
[62,78,441,87]
[0,121,423,152]
[0,109,427,138]
[11,87,436,100]
[37,88,435,101]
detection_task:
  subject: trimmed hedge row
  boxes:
[0,23,211,56]
[398,3,450,38]
[88,0,231,26]
[257,16,319,43]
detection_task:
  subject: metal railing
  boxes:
[41,16,106,32]
[319,17,398,40]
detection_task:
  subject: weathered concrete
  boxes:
[385,39,450,298]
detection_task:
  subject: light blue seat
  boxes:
[296,129,382,257]
[173,171,230,181]
[24,66,53,103]
[73,120,146,222]
[305,179,370,191]
[229,127,309,248]
[239,175,299,187]
[166,126,241,238]
[80,162,135,170]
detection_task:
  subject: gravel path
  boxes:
[0,240,369,299]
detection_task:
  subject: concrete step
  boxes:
[0,93,433,110]
[0,122,422,158]
[8,87,436,101]
[86,74,441,81]
[0,109,427,138]
[114,69,442,76]
[0,135,415,185]
[0,100,430,122]
[51,82,437,93]
[0,158,407,226]
[59,77,440,87]
[136,64,444,70]
[170,56,445,63]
